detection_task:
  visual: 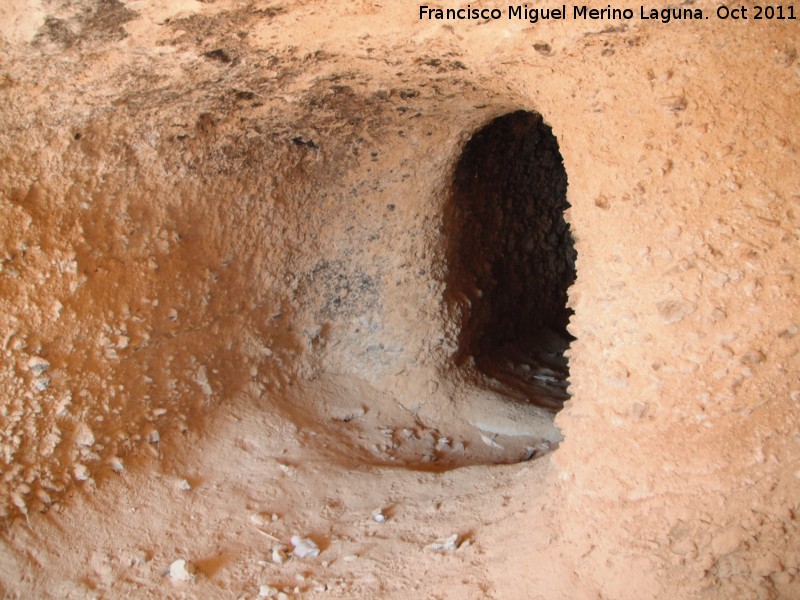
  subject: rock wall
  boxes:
[0,1,798,598]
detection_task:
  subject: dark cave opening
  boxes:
[446,110,576,409]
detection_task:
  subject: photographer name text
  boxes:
[419,4,797,24]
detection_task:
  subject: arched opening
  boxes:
[446,110,576,409]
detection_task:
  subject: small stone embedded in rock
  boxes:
[73,464,90,481]
[194,365,213,396]
[272,546,288,564]
[249,512,275,527]
[33,376,51,392]
[304,324,323,341]
[479,434,504,449]
[278,463,296,477]
[259,585,279,598]
[372,508,387,522]
[27,356,50,374]
[290,535,320,558]
[168,558,196,581]
[11,493,27,515]
[428,534,460,552]
[656,299,696,324]
[75,422,95,447]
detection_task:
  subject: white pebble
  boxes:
[371,508,387,523]
[290,535,320,558]
[428,534,460,552]
[168,559,195,581]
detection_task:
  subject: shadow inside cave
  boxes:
[445,110,576,411]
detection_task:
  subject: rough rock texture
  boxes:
[1,1,798,599]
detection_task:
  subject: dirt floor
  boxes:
[1,1,799,599]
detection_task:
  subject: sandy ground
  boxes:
[1,0,799,598]
[1,381,567,599]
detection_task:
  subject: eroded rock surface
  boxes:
[0,1,798,598]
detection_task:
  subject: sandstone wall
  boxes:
[0,1,797,598]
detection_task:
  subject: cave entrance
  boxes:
[446,110,576,410]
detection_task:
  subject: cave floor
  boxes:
[0,385,571,600]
